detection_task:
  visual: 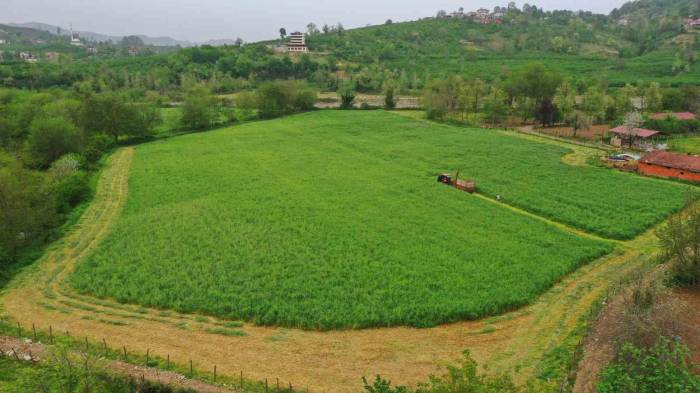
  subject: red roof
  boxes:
[649,112,697,121]
[640,151,700,173]
[609,126,660,138]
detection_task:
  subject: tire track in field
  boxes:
[0,145,659,393]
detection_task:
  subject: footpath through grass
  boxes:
[69,111,687,329]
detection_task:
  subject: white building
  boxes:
[0,39,6,45]
[286,32,308,53]
[69,24,83,46]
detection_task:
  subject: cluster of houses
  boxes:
[607,112,700,183]
[439,7,503,24]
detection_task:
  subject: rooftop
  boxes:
[649,112,696,121]
[640,150,700,173]
[609,126,660,138]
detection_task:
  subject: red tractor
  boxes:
[437,171,476,193]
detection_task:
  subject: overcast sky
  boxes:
[4,0,629,43]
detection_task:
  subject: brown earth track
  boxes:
[0,144,663,393]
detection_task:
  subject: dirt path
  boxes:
[0,146,662,393]
[0,335,238,393]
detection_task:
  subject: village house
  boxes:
[638,150,700,182]
[19,51,37,63]
[687,18,700,29]
[0,39,6,45]
[87,46,98,54]
[649,112,697,121]
[608,125,661,150]
[286,32,308,53]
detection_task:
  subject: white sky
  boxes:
[4,0,629,43]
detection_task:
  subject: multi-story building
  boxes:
[287,32,308,53]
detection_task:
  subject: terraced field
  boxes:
[66,110,688,329]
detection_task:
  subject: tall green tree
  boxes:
[181,86,219,130]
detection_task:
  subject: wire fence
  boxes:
[1,319,317,393]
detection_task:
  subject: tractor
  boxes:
[437,171,476,193]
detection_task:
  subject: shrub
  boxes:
[657,200,700,287]
[384,86,396,109]
[338,82,356,109]
[644,118,700,135]
[53,171,91,212]
[597,338,700,393]
[49,154,82,180]
[26,117,82,168]
[181,86,219,130]
[83,133,114,164]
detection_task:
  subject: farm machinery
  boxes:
[437,171,476,193]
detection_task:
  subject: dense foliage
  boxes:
[597,338,700,393]
[657,200,700,286]
[70,111,687,329]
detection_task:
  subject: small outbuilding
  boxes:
[638,151,700,182]
[609,126,661,149]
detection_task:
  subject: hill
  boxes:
[7,22,238,47]
[305,0,699,87]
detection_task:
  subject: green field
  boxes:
[669,136,700,155]
[70,111,687,329]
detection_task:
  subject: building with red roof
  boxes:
[608,126,661,149]
[638,150,700,182]
[649,112,697,121]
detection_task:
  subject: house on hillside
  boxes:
[608,125,661,150]
[19,51,37,63]
[0,39,6,45]
[649,112,697,121]
[639,151,700,182]
[686,18,700,29]
[286,32,308,53]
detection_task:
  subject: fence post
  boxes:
[289,382,293,392]
[265,378,269,393]
[123,346,127,362]
[146,349,149,366]
[16,322,21,337]
[214,365,217,382]
[49,325,53,344]
[190,360,193,376]
[32,324,37,341]
[84,336,89,351]
[277,377,280,391]
[240,370,243,388]
[166,354,170,369]
[102,338,107,356]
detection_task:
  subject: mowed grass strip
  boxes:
[69,111,681,329]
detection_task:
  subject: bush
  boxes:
[338,83,356,109]
[53,171,91,212]
[49,154,82,180]
[241,80,317,119]
[26,117,83,168]
[644,118,700,135]
[83,133,114,164]
[657,200,700,287]
[181,86,219,130]
[384,86,396,109]
[597,338,700,393]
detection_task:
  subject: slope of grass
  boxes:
[69,111,686,329]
